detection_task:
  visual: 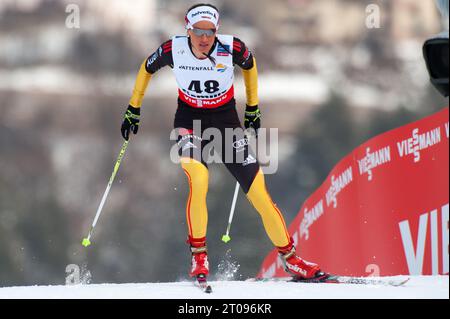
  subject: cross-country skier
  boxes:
[121,3,326,283]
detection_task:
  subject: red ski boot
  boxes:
[278,239,326,280]
[188,237,209,278]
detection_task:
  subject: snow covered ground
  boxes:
[0,276,447,299]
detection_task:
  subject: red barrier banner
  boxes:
[258,107,449,277]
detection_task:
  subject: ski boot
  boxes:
[278,238,328,281]
[188,236,209,279]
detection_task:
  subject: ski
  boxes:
[195,274,212,293]
[292,272,410,286]
[247,272,410,287]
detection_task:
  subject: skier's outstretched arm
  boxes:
[121,40,173,140]
[128,59,153,109]
[233,37,261,134]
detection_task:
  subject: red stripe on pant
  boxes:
[183,169,194,237]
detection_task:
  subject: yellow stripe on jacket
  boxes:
[129,59,152,108]
[241,57,259,107]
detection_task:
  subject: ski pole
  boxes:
[221,181,240,243]
[82,140,129,247]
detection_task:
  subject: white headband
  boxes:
[185,5,220,30]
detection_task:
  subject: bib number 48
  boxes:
[188,80,220,94]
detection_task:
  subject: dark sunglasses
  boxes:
[191,28,216,37]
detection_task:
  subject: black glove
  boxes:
[244,104,261,135]
[121,105,140,141]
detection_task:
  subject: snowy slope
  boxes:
[0,276,447,299]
